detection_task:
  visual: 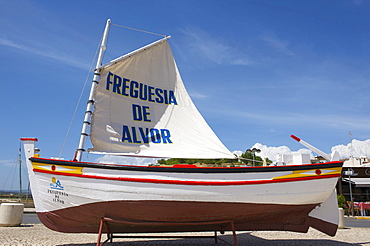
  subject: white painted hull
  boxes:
[23,155,342,236]
[31,161,339,212]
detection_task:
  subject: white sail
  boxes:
[89,38,235,159]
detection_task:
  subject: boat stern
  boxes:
[306,190,340,236]
[20,138,45,212]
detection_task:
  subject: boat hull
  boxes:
[25,157,342,236]
[37,200,318,233]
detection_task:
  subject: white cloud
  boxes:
[218,106,370,132]
[332,139,370,159]
[232,150,243,157]
[252,143,294,162]
[260,32,295,56]
[0,159,16,167]
[250,139,370,162]
[189,91,207,99]
[233,144,292,162]
[92,139,370,166]
[0,37,88,69]
[180,27,252,66]
[233,143,314,163]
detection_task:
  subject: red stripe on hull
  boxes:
[37,200,319,234]
[33,168,340,186]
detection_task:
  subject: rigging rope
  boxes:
[111,23,167,38]
[58,35,103,158]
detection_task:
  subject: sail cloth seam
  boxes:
[101,36,171,69]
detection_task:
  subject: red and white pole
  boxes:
[290,135,331,161]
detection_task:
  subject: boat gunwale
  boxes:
[30,157,343,174]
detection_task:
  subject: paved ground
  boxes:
[1,210,369,245]
[1,224,370,246]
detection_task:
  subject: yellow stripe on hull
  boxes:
[273,167,341,180]
[32,162,83,174]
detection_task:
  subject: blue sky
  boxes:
[1,0,370,190]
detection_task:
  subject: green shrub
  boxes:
[337,194,346,208]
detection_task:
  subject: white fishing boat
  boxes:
[21,19,343,242]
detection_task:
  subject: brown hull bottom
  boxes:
[37,200,337,236]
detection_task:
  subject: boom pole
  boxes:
[290,135,331,161]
